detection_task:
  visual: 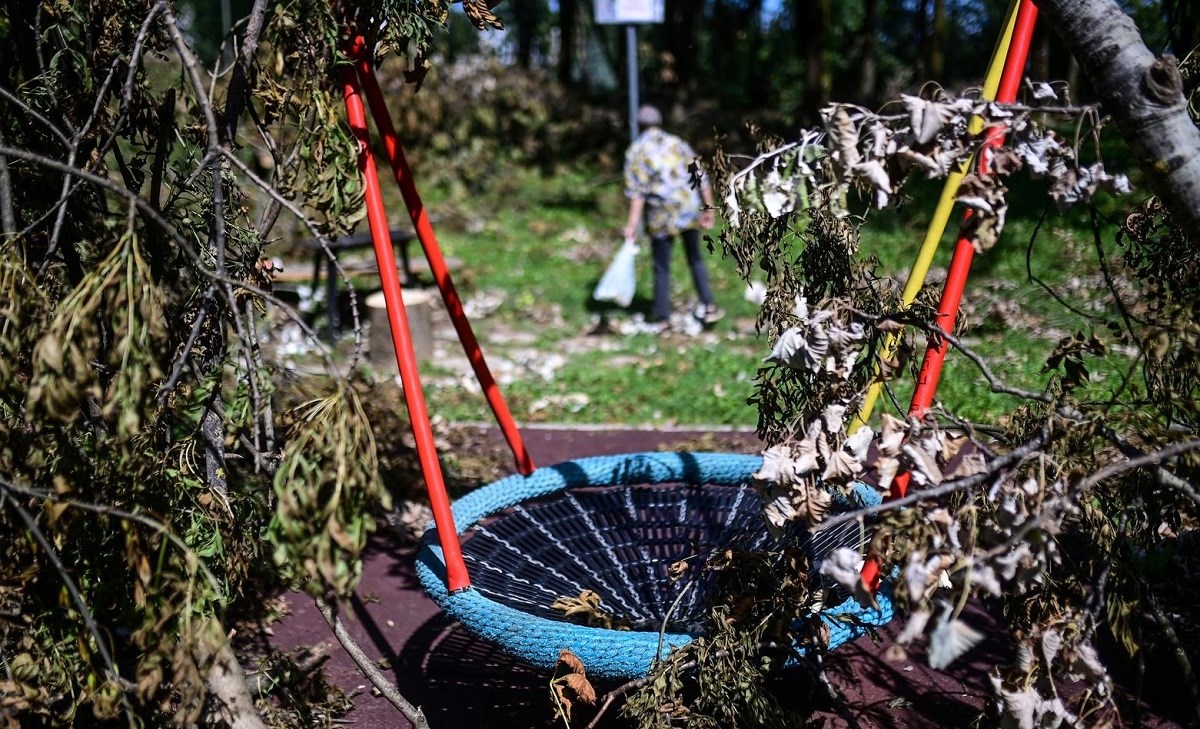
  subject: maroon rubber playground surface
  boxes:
[265,426,1190,728]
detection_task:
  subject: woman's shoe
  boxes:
[699,305,725,324]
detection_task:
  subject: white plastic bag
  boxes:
[592,238,639,308]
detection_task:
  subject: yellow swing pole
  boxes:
[848,0,1023,434]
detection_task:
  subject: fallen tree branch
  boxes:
[811,428,1052,534]
[584,662,696,729]
[1075,438,1200,492]
[314,596,430,729]
[1035,0,1200,241]
[198,639,268,729]
[0,492,136,725]
[1100,429,1200,509]
[0,127,14,235]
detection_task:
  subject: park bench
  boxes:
[274,228,462,338]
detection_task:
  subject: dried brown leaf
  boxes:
[551,681,573,721]
[876,456,900,493]
[795,482,833,523]
[558,649,585,675]
[550,590,629,630]
[939,433,968,463]
[990,147,1023,176]
[819,547,875,608]
[564,672,597,704]
[952,452,988,478]
[1040,628,1063,667]
[897,608,932,645]
[903,442,943,486]
[826,107,861,171]
[878,414,907,456]
[875,317,905,333]
[821,450,862,483]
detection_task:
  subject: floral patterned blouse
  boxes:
[624,128,709,237]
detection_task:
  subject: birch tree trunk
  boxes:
[1035,0,1200,241]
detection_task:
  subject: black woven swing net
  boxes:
[439,479,871,634]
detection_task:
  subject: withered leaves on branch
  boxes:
[461,0,505,30]
[1042,331,1107,392]
[724,93,1130,255]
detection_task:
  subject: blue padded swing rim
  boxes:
[414,451,894,679]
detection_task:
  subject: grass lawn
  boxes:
[344,144,1139,431]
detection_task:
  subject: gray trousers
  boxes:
[651,228,715,321]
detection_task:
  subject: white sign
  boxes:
[594,0,664,24]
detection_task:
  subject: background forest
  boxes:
[518,0,1189,129]
[185,0,1197,132]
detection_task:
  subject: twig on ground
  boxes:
[314,597,430,729]
[584,663,694,729]
[805,649,862,729]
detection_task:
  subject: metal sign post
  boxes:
[595,0,664,141]
[625,25,639,139]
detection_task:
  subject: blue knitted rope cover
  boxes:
[415,452,894,679]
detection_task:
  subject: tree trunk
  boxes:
[557,0,576,85]
[916,0,931,80]
[512,0,540,69]
[1035,0,1200,242]
[746,0,768,107]
[1065,53,1080,103]
[930,0,946,82]
[663,0,700,96]
[794,0,831,120]
[857,0,879,103]
[1031,25,1051,81]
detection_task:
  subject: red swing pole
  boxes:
[861,0,1038,593]
[348,37,536,476]
[340,60,472,592]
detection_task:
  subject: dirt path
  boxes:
[265,426,1189,728]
